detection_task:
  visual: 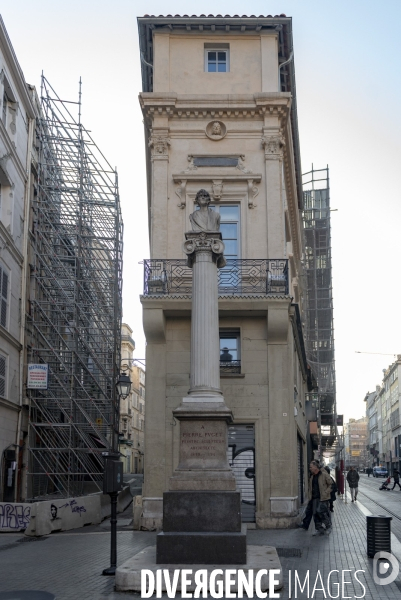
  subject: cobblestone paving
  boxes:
[0,493,400,599]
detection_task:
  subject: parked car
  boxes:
[373,467,388,478]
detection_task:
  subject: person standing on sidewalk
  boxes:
[391,469,401,490]
[299,461,332,535]
[346,466,360,502]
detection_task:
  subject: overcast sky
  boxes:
[2,1,401,423]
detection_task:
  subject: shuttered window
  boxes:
[0,264,8,328]
[0,354,6,397]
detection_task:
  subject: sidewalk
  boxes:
[0,495,400,599]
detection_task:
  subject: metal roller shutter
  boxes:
[227,424,255,522]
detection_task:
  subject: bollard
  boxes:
[366,515,392,558]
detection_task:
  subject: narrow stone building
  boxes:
[137,14,310,528]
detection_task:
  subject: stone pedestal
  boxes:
[156,230,246,565]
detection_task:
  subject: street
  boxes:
[0,475,401,599]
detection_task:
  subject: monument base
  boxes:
[163,491,241,532]
[115,545,283,592]
[157,525,247,564]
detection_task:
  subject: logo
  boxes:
[373,551,399,586]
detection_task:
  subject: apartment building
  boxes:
[137,14,310,528]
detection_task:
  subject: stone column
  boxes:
[156,230,246,565]
[184,231,225,398]
[169,231,235,491]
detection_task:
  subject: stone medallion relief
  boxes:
[205,120,227,141]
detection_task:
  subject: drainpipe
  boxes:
[14,113,35,502]
[278,50,293,91]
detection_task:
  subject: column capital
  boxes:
[261,133,285,160]
[148,132,170,160]
[183,231,226,268]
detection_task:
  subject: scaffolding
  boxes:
[302,166,337,451]
[26,76,123,500]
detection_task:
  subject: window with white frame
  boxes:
[0,353,6,397]
[0,263,9,329]
[219,329,241,374]
[205,46,229,72]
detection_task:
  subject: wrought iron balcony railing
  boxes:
[143,259,288,296]
[220,360,241,374]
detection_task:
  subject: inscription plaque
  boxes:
[177,420,229,471]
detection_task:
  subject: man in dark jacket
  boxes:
[392,469,401,490]
[346,466,360,502]
[299,461,332,535]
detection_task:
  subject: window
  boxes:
[0,353,6,397]
[0,264,9,328]
[220,330,241,374]
[197,205,240,258]
[205,49,229,72]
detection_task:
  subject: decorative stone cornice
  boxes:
[172,172,262,210]
[139,93,291,129]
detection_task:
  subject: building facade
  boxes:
[377,356,401,473]
[344,417,368,470]
[120,323,145,474]
[365,388,379,468]
[0,18,36,502]
[138,15,311,529]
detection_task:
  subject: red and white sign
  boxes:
[27,364,48,389]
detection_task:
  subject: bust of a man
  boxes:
[211,122,222,136]
[189,189,220,232]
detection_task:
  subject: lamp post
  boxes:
[102,371,131,576]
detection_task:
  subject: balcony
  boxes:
[220,360,241,374]
[143,259,288,296]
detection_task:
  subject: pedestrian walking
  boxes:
[367,467,372,477]
[391,469,401,490]
[325,466,338,512]
[299,461,332,535]
[346,466,359,502]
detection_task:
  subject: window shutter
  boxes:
[1,268,8,327]
[0,354,5,397]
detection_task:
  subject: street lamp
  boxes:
[116,372,132,399]
[102,371,132,577]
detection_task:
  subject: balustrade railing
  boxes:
[143,259,288,296]
[220,360,241,374]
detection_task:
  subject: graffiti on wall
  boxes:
[0,503,31,530]
[57,499,87,517]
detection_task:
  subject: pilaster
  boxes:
[149,129,170,257]
[262,131,286,258]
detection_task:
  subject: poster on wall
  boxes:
[27,364,48,389]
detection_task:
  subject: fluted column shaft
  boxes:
[183,232,225,397]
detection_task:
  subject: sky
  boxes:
[2,0,401,423]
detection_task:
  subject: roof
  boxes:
[137,14,303,209]
[141,14,288,19]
